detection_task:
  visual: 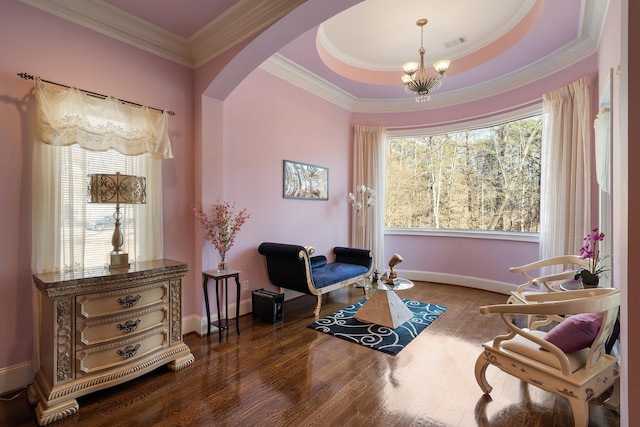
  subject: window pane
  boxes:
[385,115,541,232]
[59,145,143,269]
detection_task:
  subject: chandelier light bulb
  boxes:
[433,59,451,75]
[402,61,419,75]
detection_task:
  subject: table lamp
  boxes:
[87,172,146,269]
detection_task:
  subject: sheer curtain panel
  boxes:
[353,125,386,272]
[31,78,172,274]
[539,76,594,266]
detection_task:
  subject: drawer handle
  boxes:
[117,319,141,333]
[117,295,141,308]
[117,344,140,359]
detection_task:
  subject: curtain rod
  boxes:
[17,72,175,116]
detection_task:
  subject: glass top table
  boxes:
[355,277,415,328]
[374,277,414,291]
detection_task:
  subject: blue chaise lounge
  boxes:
[258,242,373,317]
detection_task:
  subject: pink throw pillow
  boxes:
[544,312,604,353]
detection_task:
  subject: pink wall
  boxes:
[211,68,353,300]
[0,2,195,366]
[385,235,538,284]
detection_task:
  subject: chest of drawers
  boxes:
[27,259,194,426]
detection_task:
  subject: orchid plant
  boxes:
[575,227,609,284]
[193,201,251,262]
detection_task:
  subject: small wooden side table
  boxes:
[202,269,241,340]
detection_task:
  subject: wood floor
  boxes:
[1,282,619,426]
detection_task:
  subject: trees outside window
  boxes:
[385,115,542,232]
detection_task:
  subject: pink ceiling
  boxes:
[98,0,584,101]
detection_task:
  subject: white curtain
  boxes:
[594,107,611,193]
[35,78,173,158]
[31,78,172,273]
[539,76,594,263]
[352,125,386,272]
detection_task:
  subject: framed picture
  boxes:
[283,160,329,200]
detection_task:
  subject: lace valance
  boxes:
[35,77,173,159]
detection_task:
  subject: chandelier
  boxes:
[401,19,451,103]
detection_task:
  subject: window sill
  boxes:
[384,228,539,243]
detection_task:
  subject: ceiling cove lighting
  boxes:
[401,19,451,103]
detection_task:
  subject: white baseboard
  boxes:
[185,297,254,336]
[397,269,514,295]
[0,361,33,396]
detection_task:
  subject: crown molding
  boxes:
[579,0,609,41]
[190,0,306,68]
[18,0,304,69]
[260,54,355,111]
[19,0,193,66]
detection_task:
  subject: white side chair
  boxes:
[475,288,620,427]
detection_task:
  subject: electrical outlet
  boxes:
[243,280,249,291]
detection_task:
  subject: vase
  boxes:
[579,270,599,288]
[217,254,228,272]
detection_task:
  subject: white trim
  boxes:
[19,0,193,66]
[185,298,254,336]
[189,0,306,68]
[259,54,355,111]
[386,103,542,135]
[0,361,33,395]
[385,228,540,243]
[18,0,304,69]
[397,269,514,295]
[317,0,537,72]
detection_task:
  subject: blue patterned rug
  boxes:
[308,298,447,356]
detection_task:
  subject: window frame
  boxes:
[384,103,542,241]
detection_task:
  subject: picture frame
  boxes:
[283,160,329,200]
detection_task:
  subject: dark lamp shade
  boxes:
[87,173,146,205]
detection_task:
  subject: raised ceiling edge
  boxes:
[262,34,598,115]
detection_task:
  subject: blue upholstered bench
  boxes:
[257,242,373,317]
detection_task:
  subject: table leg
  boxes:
[234,274,241,335]
[203,276,211,335]
[215,278,222,342]
[224,278,229,339]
